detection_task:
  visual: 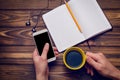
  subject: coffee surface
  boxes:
[66,50,82,68]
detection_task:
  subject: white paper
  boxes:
[68,0,112,39]
[43,5,85,52]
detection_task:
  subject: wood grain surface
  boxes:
[0,0,120,80]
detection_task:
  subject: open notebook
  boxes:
[42,0,112,52]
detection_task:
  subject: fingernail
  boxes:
[45,43,49,47]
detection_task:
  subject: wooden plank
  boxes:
[0,46,35,52]
[48,0,63,9]
[0,46,120,55]
[0,0,61,10]
[0,10,119,27]
[0,10,47,27]
[104,10,120,27]
[0,0,119,9]
[97,0,120,9]
[0,27,44,46]
[0,65,36,80]
[0,53,32,58]
[0,58,33,64]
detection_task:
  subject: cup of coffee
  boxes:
[63,47,86,70]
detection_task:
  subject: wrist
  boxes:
[110,68,120,80]
[36,74,48,80]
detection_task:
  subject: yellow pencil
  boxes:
[64,0,82,33]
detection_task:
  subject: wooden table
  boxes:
[0,0,120,80]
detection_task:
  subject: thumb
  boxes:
[41,43,49,59]
[86,55,99,69]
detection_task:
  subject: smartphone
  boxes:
[33,29,56,62]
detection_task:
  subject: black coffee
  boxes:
[66,50,82,68]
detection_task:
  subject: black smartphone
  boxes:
[33,29,56,62]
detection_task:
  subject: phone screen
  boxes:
[34,31,55,59]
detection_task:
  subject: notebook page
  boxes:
[42,4,85,52]
[68,0,112,39]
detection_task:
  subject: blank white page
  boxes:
[43,5,85,52]
[68,0,112,39]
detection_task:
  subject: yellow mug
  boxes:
[63,47,86,70]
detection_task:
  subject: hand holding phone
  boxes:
[32,44,49,80]
[33,29,56,62]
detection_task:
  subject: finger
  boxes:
[86,52,99,61]
[54,51,59,55]
[53,47,59,54]
[86,55,99,69]
[86,66,92,75]
[87,68,90,74]
[53,47,58,51]
[98,52,105,59]
[85,64,90,74]
[90,67,94,76]
[32,48,40,65]
[33,48,38,59]
[91,70,94,76]
[53,47,59,57]
[41,43,49,59]
[85,63,94,76]
[54,51,59,57]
